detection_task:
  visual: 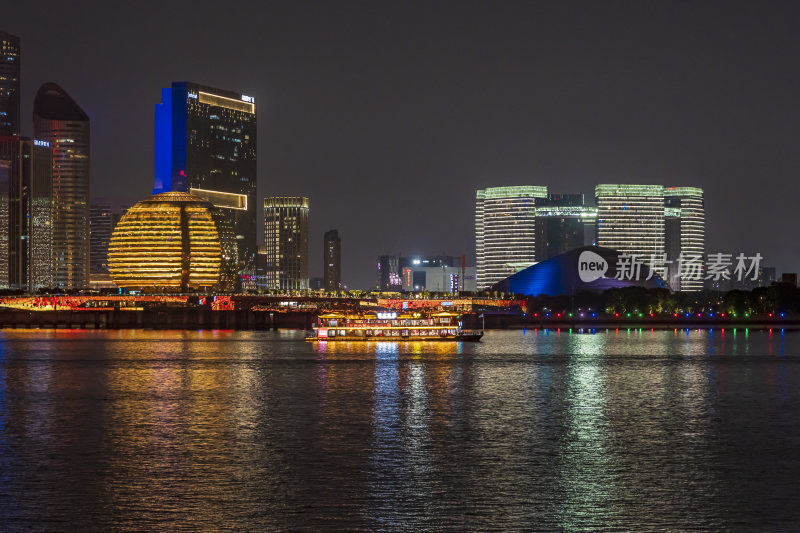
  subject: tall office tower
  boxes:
[0,136,53,290]
[377,254,401,291]
[595,184,666,276]
[33,83,90,289]
[0,30,20,136]
[263,197,309,291]
[154,82,257,279]
[534,194,598,261]
[323,229,341,292]
[664,187,705,291]
[475,186,547,289]
[89,203,112,275]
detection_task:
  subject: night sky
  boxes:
[5,1,800,288]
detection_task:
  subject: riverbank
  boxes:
[1,308,798,330]
[465,313,800,330]
[0,309,315,330]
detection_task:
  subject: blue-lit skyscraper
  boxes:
[154,82,257,285]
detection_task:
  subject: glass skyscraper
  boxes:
[0,30,20,137]
[664,187,705,291]
[89,203,112,276]
[476,187,599,289]
[33,83,90,290]
[263,197,309,291]
[377,254,401,291]
[154,82,257,284]
[534,194,597,261]
[595,184,705,291]
[595,184,666,276]
[0,136,53,290]
[323,229,341,292]
[475,186,547,289]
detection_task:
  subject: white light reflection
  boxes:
[557,333,621,529]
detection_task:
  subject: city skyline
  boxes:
[3,3,800,288]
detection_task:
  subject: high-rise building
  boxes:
[154,82,257,280]
[535,194,597,261]
[0,30,21,137]
[323,229,341,292]
[33,82,90,289]
[377,254,401,291]
[90,203,112,275]
[475,186,547,289]
[263,196,309,291]
[664,187,705,291]
[595,184,666,276]
[0,136,53,290]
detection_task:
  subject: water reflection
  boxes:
[557,335,619,529]
[0,330,799,529]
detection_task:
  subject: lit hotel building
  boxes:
[33,83,90,289]
[595,184,666,276]
[0,136,53,290]
[263,196,309,291]
[108,192,237,292]
[154,82,257,283]
[476,186,546,289]
[665,187,705,291]
[0,30,20,136]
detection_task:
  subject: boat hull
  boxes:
[306,333,482,342]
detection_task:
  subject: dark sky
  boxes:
[5,1,800,288]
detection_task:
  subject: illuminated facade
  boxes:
[401,266,477,293]
[33,82,90,289]
[263,196,309,291]
[475,186,547,289]
[378,255,456,292]
[323,229,341,291]
[534,194,597,261]
[595,184,666,276]
[90,203,112,275]
[0,30,20,136]
[377,254,401,291]
[154,82,257,279]
[108,192,237,292]
[0,136,53,290]
[665,187,705,291]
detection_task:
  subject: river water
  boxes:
[0,328,798,531]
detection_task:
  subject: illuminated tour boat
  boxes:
[306,311,483,342]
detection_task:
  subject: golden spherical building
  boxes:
[108,192,238,292]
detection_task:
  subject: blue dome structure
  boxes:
[491,246,669,296]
